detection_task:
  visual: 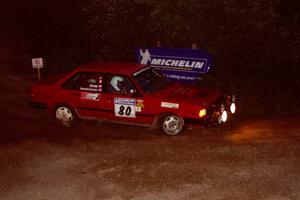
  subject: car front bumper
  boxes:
[205,94,236,125]
[185,94,236,126]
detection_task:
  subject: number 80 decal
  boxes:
[118,105,132,116]
[114,98,136,118]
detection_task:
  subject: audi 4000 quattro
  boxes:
[29,61,236,135]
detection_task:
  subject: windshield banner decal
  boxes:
[136,47,213,83]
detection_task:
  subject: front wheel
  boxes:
[159,113,184,136]
[55,106,76,127]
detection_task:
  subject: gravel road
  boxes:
[0,65,299,200]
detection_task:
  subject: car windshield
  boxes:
[133,67,170,93]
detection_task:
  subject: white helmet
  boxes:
[110,76,124,91]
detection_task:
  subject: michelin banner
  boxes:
[136,47,213,83]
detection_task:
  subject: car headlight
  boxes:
[222,110,228,122]
[230,103,236,114]
[217,110,228,124]
[199,109,206,118]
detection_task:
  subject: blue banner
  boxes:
[136,47,213,83]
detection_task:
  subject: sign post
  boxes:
[31,58,44,80]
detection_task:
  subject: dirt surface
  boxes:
[0,65,300,200]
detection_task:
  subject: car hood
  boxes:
[151,83,221,107]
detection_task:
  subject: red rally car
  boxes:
[29,61,236,135]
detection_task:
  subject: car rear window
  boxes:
[61,72,103,92]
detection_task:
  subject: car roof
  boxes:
[77,61,146,76]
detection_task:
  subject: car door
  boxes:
[60,71,111,119]
[101,73,154,124]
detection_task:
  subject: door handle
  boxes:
[71,93,80,96]
[105,97,114,100]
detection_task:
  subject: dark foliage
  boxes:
[1,0,299,115]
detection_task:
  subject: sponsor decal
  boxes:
[89,84,102,92]
[81,92,100,101]
[135,107,141,112]
[161,102,179,109]
[150,58,204,69]
[81,76,103,92]
[136,47,213,83]
[135,99,144,112]
[80,87,98,92]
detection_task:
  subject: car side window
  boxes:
[61,73,81,89]
[77,73,103,92]
[106,74,136,95]
[62,72,103,92]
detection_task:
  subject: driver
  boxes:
[110,76,127,94]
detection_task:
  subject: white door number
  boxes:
[114,98,136,118]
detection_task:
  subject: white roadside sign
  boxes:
[32,58,44,80]
[32,58,44,68]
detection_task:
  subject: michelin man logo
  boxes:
[139,49,151,65]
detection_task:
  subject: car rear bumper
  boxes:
[28,101,47,109]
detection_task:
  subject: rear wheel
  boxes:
[159,113,184,136]
[55,106,76,127]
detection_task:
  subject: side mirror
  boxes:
[130,89,143,98]
[130,89,136,94]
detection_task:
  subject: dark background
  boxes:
[1,0,299,116]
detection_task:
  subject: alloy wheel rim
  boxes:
[56,107,74,126]
[163,115,183,135]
